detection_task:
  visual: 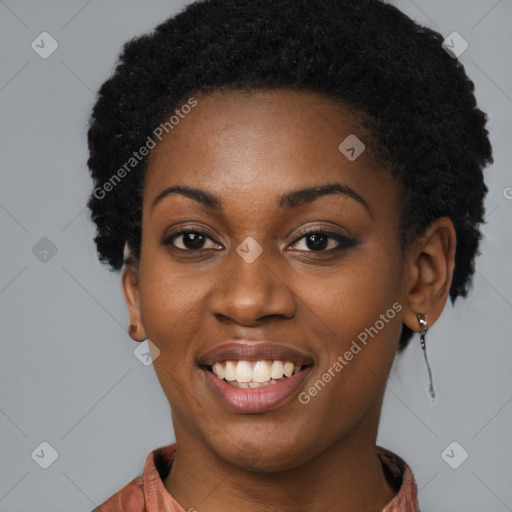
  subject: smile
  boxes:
[198,341,314,413]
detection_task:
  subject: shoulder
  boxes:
[377,446,420,512]
[92,476,145,512]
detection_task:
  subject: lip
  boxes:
[197,341,314,366]
[202,364,313,413]
[198,341,314,414]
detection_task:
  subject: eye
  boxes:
[289,229,357,253]
[164,230,222,251]
[163,228,358,254]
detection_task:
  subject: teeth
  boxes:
[252,360,271,382]
[270,360,284,379]
[212,362,225,379]
[235,361,252,382]
[224,360,236,381]
[283,361,294,377]
[209,359,303,386]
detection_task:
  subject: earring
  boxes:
[128,323,143,341]
[418,313,435,401]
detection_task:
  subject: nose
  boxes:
[208,245,296,326]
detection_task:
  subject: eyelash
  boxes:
[292,228,358,253]
[162,228,358,254]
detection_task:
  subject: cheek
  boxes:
[137,266,211,411]
[301,243,403,391]
[293,272,402,448]
[305,244,402,337]
[139,272,202,346]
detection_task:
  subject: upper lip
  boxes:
[198,341,315,367]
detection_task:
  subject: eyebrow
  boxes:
[151,182,372,216]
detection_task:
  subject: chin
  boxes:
[210,435,307,473]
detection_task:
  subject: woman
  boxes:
[87,0,493,510]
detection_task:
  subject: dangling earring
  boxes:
[418,313,435,401]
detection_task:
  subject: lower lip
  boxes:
[202,366,312,413]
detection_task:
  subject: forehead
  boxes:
[143,89,399,218]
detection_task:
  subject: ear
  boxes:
[401,217,457,333]
[121,263,147,341]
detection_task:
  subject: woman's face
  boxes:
[131,89,409,470]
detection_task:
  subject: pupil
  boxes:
[307,233,327,251]
[185,233,204,249]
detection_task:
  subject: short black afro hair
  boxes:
[86,0,493,352]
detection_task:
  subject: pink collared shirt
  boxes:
[93,444,420,511]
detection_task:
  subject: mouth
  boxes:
[198,342,314,413]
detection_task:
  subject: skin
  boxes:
[122,89,456,512]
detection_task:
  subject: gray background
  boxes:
[0,1,511,511]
